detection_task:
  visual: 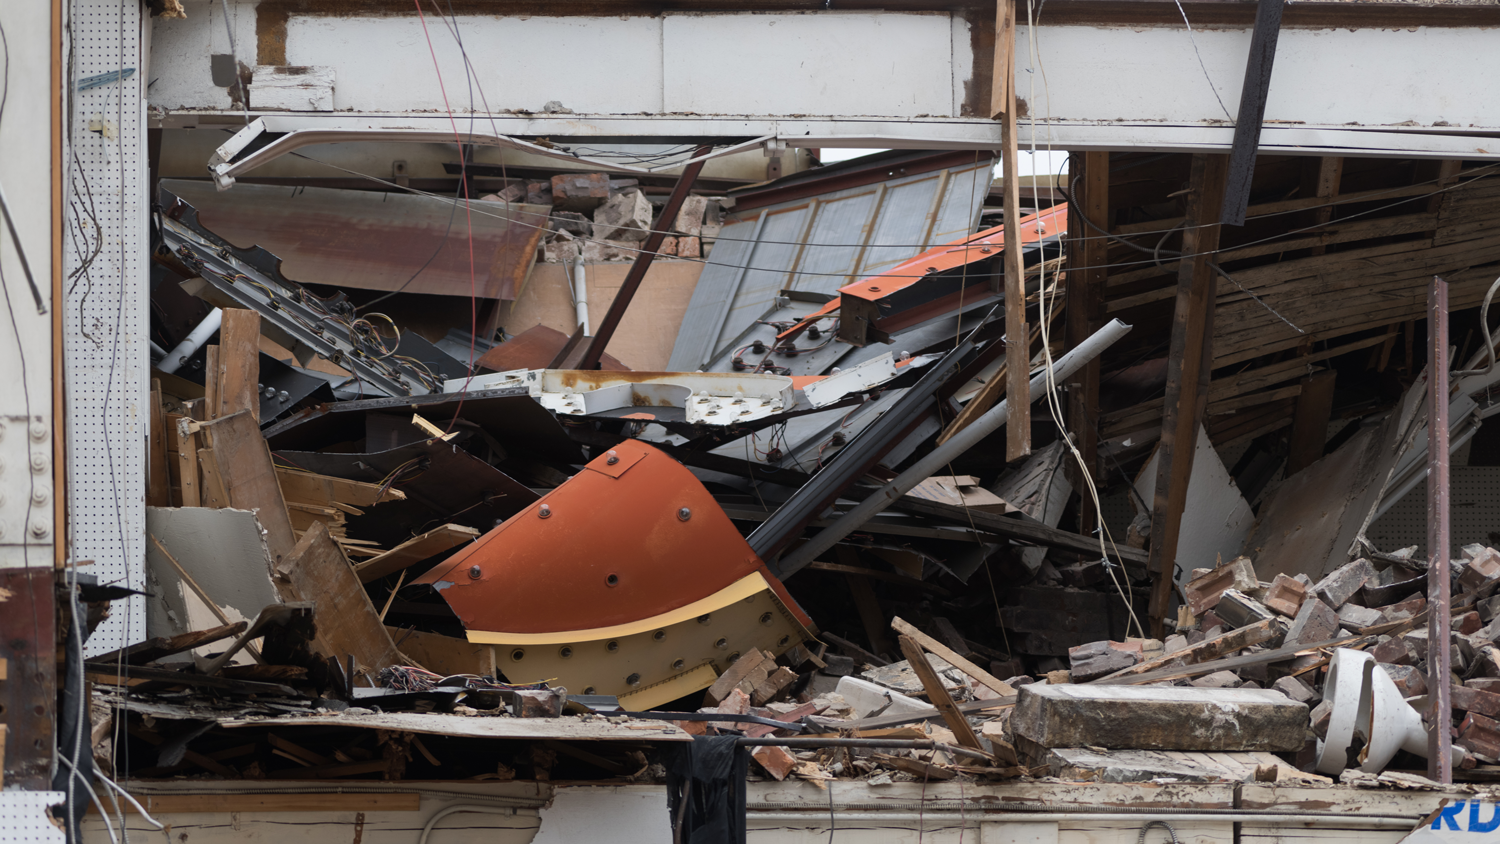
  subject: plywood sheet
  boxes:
[500,262,703,371]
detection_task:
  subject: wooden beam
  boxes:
[1147,154,1232,637]
[1284,369,1337,477]
[989,0,1015,121]
[1066,151,1109,530]
[1303,157,1343,256]
[201,411,297,563]
[1220,0,1286,225]
[148,380,171,506]
[353,524,480,583]
[999,30,1030,462]
[891,616,1016,697]
[897,635,984,750]
[168,414,199,507]
[217,309,262,421]
[1091,617,1279,683]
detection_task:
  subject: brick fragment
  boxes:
[751,745,796,781]
[1184,557,1259,616]
[1380,594,1427,624]
[1067,640,1139,683]
[751,667,799,706]
[1263,574,1307,618]
[1215,590,1276,629]
[1458,711,1500,763]
[1190,671,1242,689]
[1285,598,1339,648]
[1460,547,1500,593]
[1457,611,1484,636]
[1371,636,1413,666]
[1272,675,1319,705]
[705,649,770,705]
[1311,558,1375,608]
[1336,603,1384,631]
[1380,663,1427,698]
[1452,684,1500,718]
[551,172,610,212]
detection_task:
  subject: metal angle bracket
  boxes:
[158,188,439,397]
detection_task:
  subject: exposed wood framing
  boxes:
[1147,154,1232,636]
[1065,151,1108,529]
[994,1,1029,461]
[897,635,984,750]
[216,309,262,421]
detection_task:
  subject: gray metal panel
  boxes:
[668,158,990,373]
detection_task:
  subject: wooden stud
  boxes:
[989,0,1015,122]
[147,380,170,507]
[897,634,984,750]
[1066,151,1109,528]
[202,411,297,562]
[203,345,219,420]
[1000,41,1030,462]
[196,448,231,509]
[169,417,199,508]
[1147,153,1232,637]
[217,309,262,421]
[1302,156,1343,256]
[1284,369,1337,477]
[891,616,1016,697]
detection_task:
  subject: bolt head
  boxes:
[469,565,482,580]
[539,504,552,519]
[677,507,691,521]
[606,450,619,465]
[28,422,46,442]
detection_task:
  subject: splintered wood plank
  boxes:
[203,345,220,420]
[217,309,262,421]
[1092,618,1278,683]
[1000,59,1029,462]
[277,522,408,680]
[276,466,406,508]
[90,621,248,666]
[892,616,1016,697]
[203,411,297,563]
[197,448,231,509]
[897,634,984,750]
[353,524,480,583]
[148,380,171,507]
[1066,150,1109,525]
[167,415,199,508]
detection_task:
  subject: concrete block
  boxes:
[1272,675,1319,705]
[1263,574,1307,618]
[1285,598,1339,648]
[1311,558,1375,608]
[675,195,708,237]
[833,676,929,719]
[1189,671,1242,689]
[1336,603,1384,631]
[1067,640,1139,683]
[1012,684,1308,752]
[593,189,653,242]
[551,172,610,212]
[1216,590,1276,629]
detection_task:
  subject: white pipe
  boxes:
[417,805,518,844]
[746,812,1416,828]
[573,257,589,331]
[776,318,1133,577]
[157,307,222,374]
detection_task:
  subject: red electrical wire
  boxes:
[412,0,477,432]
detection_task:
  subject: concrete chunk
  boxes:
[1311,558,1375,608]
[1285,597,1339,648]
[1012,684,1308,752]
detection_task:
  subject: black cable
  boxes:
[355,178,463,312]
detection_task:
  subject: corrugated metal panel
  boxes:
[667,158,990,371]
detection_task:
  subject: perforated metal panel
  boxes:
[1367,466,1500,560]
[66,0,150,655]
[0,792,66,844]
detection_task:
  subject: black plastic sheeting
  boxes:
[662,735,749,844]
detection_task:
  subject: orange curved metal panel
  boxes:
[413,439,812,637]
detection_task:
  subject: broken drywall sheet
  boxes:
[145,506,278,659]
[1134,428,1254,589]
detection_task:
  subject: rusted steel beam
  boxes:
[577,145,713,371]
[1428,274,1453,783]
[1221,0,1287,225]
[2,568,56,789]
[1147,153,1231,638]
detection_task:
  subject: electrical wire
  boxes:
[1171,0,1235,121]
[57,756,120,844]
[274,145,1500,290]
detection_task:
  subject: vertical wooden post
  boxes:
[1147,154,1231,637]
[1427,275,1453,783]
[1302,157,1342,256]
[217,309,262,421]
[993,0,1029,462]
[1066,152,1109,530]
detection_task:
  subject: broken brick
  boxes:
[1263,574,1307,618]
[1184,557,1258,616]
[1371,636,1413,666]
[1457,611,1484,636]
[1459,711,1500,762]
[1311,558,1375,609]
[1379,663,1427,698]
[1067,640,1138,683]
[751,745,796,781]
[705,649,770,705]
[751,666,798,706]
[1452,684,1500,719]
[1460,547,1500,593]
[1285,598,1339,648]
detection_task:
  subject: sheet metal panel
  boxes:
[67,0,150,655]
[668,159,989,371]
[165,181,549,301]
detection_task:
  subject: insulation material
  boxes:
[1134,428,1254,589]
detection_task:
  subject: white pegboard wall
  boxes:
[0,792,66,844]
[65,0,150,656]
[1367,466,1500,560]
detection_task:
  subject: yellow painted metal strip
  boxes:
[464,572,770,646]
